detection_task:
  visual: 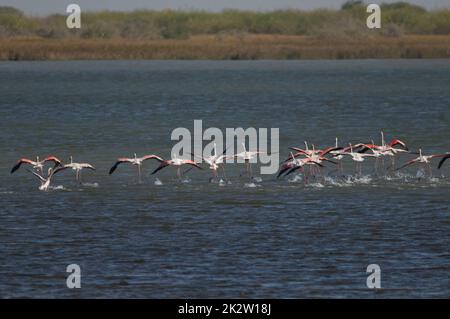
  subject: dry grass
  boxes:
[1,34,450,60]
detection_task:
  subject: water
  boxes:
[0,60,449,298]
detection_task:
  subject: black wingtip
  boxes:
[10,163,20,174]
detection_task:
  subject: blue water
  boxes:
[0,60,449,298]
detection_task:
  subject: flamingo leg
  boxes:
[245,160,251,179]
[177,166,181,180]
[211,169,218,182]
[137,164,142,183]
[221,165,227,181]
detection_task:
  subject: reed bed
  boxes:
[1,34,450,60]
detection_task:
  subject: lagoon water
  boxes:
[0,60,449,298]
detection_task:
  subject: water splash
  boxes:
[416,168,426,179]
[244,182,261,188]
[82,182,99,188]
[154,178,163,186]
[308,182,325,188]
[344,175,372,184]
[287,174,303,183]
[252,177,263,183]
[181,178,191,184]
[46,185,67,191]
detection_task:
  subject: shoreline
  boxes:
[1,34,450,61]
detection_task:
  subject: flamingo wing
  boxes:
[389,139,408,150]
[184,160,202,170]
[81,163,96,170]
[396,158,418,171]
[437,154,450,169]
[109,158,129,175]
[321,158,337,165]
[142,155,164,162]
[10,158,34,174]
[277,162,296,178]
[283,152,305,163]
[340,152,353,157]
[43,156,62,166]
[356,146,374,154]
[320,147,341,157]
[151,161,171,175]
[51,166,70,177]
[285,165,303,176]
[430,153,448,159]
[342,144,365,153]
[26,169,46,182]
[311,161,325,167]
[289,147,308,155]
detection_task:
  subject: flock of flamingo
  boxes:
[9,132,450,191]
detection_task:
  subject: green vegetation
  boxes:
[1,2,449,60]
[0,2,449,40]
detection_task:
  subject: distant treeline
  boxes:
[1,1,450,40]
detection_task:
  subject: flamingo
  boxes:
[278,152,324,184]
[64,156,96,183]
[361,140,388,174]
[151,155,202,179]
[287,141,320,160]
[278,152,303,178]
[329,137,345,161]
[396,149,447,177]
[437,154,450,169]
[27,166,69,191]
[286,143,338,161]
[342,143,376,175]
[11,156,62,174]
[357,132,408,170]
[327,139,364,174]
[233,143,265,178]
[300,144,338,179]
[191,143,228,181]
[109,153,164,182]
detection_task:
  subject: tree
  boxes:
[341,1,365,11]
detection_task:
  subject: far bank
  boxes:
[1,35,450,60]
